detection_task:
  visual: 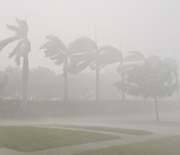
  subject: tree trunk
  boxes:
[155,96,159,122]
[95,59,100,107]
[64,58,68,107]
[22,56,29,106]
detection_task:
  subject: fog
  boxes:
[1,0,180,72]
[1,0,180,154]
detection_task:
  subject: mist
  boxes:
[1,0,180,154]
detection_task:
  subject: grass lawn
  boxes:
[58,125,153,135]
[0,126,119,152]
[72,135,180,155]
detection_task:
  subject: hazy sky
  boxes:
[0,0,180,73]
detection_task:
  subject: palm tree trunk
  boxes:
[64,58,68,107]
[22,56,29,106]
[95,59,100,106]
[155,96,159,122]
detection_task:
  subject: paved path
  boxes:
[0,126,171,155]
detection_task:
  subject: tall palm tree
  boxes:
[68,37,122,104]
[0,18,31,105]
[40,35,70,106]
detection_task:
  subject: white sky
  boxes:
[0,0,180,73]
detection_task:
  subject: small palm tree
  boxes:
[68,37,122,104]
[40,35,70,105]
[0,18,31,105]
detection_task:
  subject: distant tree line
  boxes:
[0,66,120,100]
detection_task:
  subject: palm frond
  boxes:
[71,52,97,64]
[6,18,28,38]
[9,40,24,58]
[6,24,21,35]
[0,37,19,52]
[124,51,145,62]
[68,53,96,74]
[54,55,66,66]
[16,18,28,36]
[68,37,98,54]
[40,35,67,61]
[96,46,122,68]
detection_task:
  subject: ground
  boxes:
[0,114,180,155]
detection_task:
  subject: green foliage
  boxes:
[0,126,119,152]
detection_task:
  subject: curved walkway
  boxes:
[0,126,170,155]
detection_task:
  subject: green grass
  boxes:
[73,135,180,155]
[58,125,153,135]
[0,126,119,152]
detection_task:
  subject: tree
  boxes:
[68,37,122,105]
[29,66,62,100]
[116,55,179,121]
[40,35,71,106]
[0,18,31,105]
[0,66,21,98]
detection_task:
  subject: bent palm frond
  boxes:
[0,37,19,51]
[124,51,145,62]
[95,46,122,68]
[40,35,67,60]
[69,37,98,54]
[9,40,24,58]
[68,53,97,74]
[6,24,22,36]
[16,18,28,36]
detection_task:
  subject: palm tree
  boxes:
[115,51,145,102]
[0,18,31,105]
[40,35,70,106]
[68,37,122,105]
